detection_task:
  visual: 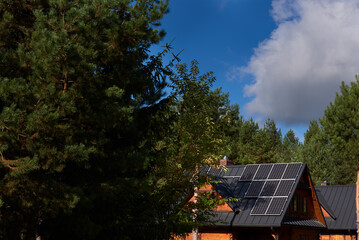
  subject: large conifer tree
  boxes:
[0,0,170,239]
[319,78,359,184]
[299,78,359,185]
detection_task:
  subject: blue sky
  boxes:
[152,0,359,142]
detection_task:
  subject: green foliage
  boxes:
[168,60,230,168]
[297,120,334,185]
[280,129,301,163]
[299,77,359,185]
[0,0,172,239]
[228,117,294,164]
[0,0,312,238]
[157,61,235,237]
[319,78,359,184]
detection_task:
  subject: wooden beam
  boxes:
[306,169,326,226]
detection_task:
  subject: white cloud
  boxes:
[237,0,359,124]
[271,0,299,23]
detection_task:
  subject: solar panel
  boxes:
[282,163,302,179]
[224,167,237,177]
[251,198,271,215]
[200,166,210,175]
[268,164,287,179]
[254,164,273,180]
[231,167,244,177]
[275,180,295,196]
[245,181,265,198]
[240,165,259,181]
[266,197,287,215]
[207,167,222,177]
[260,180,280,196]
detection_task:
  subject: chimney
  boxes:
[220,156,233,166]
[321,180,328,186]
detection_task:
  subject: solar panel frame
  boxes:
[245,180,265,198]
[208,166,225,177]
[266,197,287,215]
[254,164,273,180]
[240,164,259,181]
[268,164,287,179]
[274,180,295,196]
[251,197,272,215]
[282,163,302,179]
[260,180,280,196]
[237,167,245,177]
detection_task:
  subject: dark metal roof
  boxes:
[315,185,357,230]
[207,211,282,227]
[315,188,336,219]
[282,216,325,229]
[202,163,308,227]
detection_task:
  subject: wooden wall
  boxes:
[320,234,356,240]
[174,232,233,240]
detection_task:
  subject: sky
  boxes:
[151,0,359,142]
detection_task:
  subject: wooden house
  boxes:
[179,162,327,240]
[315,185,357,240]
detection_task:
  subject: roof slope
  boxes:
[315,185,357,230]
[202,163,314,228]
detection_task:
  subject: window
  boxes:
[290,194,297,212]
[298,195,307,215]
[302,196,307,214]
[290,194,308,216]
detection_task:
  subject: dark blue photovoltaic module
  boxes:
[268,164,287,179]
[251,198,271,215]
[245,181,265,197]
[275,180,295,196]
[266,197,287,215]
[254,164,273,180]
[282,163,302,179]
[260,180,280,196]
[240,164,259,181]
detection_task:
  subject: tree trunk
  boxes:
[192,163,199,240]
[192,185,198,240]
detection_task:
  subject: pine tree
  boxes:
[0,0,170,238]
[300,78,359,185]
[319,78,359,184]
[297,121,334,185]
[281,129,300,162]
[234,118,260,164]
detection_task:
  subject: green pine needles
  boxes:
[0,0,171,239]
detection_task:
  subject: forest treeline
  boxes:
[0,0,358,239]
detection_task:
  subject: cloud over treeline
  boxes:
[238,0,359,125]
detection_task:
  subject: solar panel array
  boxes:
[237,163,302,216]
